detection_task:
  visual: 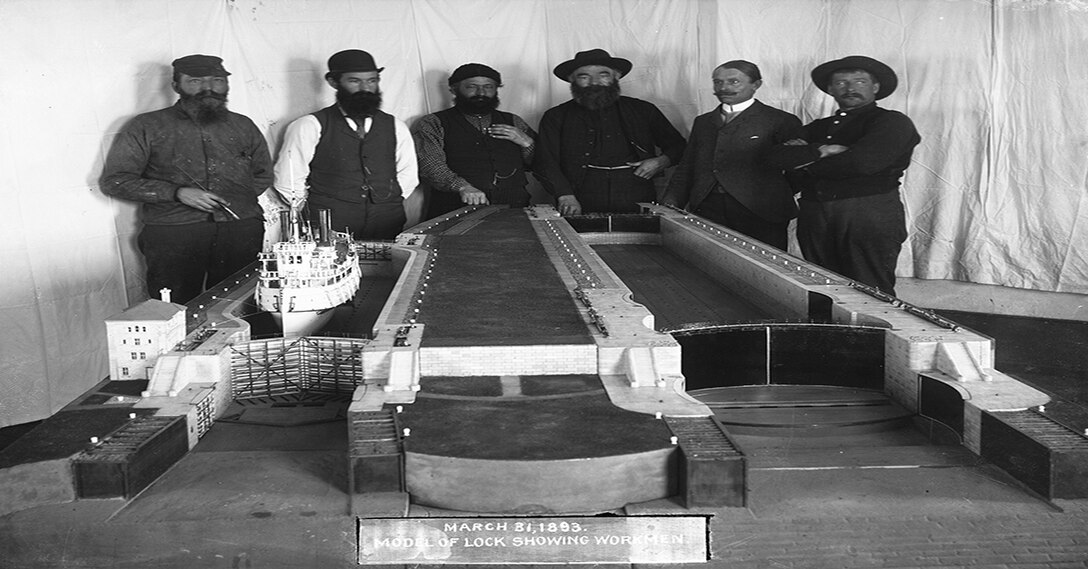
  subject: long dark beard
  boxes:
[179,90,229,124]
[337,88,382,117]
[571,82,621,111]
[453,92,500,115]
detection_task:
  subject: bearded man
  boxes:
[274,49,418,239]
[534,49,685,215]
[100,54,273,304]
[411,63,536,220]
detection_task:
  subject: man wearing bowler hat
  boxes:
[411,63,537,220]
[768,55,920,295]
[274,49,418,239]
[100,54,273,305]
[534,49,685,215]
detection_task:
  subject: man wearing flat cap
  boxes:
[101,54,273,305]
[663,60,803,250]
[411,63,536,220]
[274,49,418,239]
[534,49,686,215]
[768,55,920,295]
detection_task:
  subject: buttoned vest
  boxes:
[308,105,401,204]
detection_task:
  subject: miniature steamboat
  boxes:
[256,209,360,336]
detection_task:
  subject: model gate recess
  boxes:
[229,336,370,399]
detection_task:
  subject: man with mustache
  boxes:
[274,50,418,239]
[411,63,537,220]
[662,60,803,250]
[100,54,273,305]
[767,55,920,295]
[534,49,686,215]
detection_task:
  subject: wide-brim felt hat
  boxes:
[553,48,632,81]
[811,55,897,99]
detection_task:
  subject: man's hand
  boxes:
[177,186,230,213]
[459,185,490,206]
[627,156,671,179]
[818,144,849,158]
[557,195,582,216]
[487,124,534,148]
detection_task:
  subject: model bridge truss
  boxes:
[229,336,370,399]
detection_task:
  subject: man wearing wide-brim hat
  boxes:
[274,49,419,239]
[533,48,686,215]
[767,55,921,296]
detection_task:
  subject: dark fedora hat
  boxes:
[327,49,384,74]
[811,55,897,99]
[553,48,632,81]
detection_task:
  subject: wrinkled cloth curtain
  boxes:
[1,0,1086,426]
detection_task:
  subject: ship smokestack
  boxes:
[317,208,332,244]
[279,210,293,242]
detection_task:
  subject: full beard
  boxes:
[337,88,383,117]
[179,91,230,124]
[571,82,621,111]
[453,92,500,115]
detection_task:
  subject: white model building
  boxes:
[104,297,186,380]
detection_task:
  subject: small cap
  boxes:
[328,49,384,74]
[172,54,230,77]
[448,63,502,86]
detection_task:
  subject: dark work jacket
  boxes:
[766,103,920,201]
[663,100,803,223]
[99,102,272,225]
[309,105,401,204]
[437,108,528,205]
[533,96,686,197]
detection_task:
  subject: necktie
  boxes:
[352,116,368,138]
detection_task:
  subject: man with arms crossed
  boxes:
[768,55,920,295]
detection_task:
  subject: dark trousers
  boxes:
[308,194,406,240]
[139,218,264,305]
[797,191,907,296]
[577,168,655,214]
[694,190,790,251]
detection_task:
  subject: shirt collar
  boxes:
[720,98,756,115]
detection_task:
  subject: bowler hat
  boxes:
[553,48,632,82]
[448,63,502,86]
[327,50,384,74]
[811,55,897,99]
[172,54,230,77]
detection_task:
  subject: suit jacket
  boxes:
[663,100,802,222]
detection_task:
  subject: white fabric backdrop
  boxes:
[1,0,1086,426]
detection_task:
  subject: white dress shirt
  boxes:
[273,112,419,208]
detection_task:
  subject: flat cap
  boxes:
[172,54,230,77]
[448,63,501,86]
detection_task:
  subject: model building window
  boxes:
[139,352,146,359]
[134,338,141,345]
[131,352,138,359]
